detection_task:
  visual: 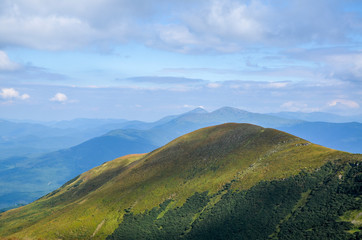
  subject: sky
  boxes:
[0,0,361,121]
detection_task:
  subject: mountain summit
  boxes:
[0,123,360,239]
[184,107,209,114]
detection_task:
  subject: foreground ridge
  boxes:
[0,123,360,239]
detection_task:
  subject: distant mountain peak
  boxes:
[181,107,209,116]
[212,106,249,114]
[187,107,208,114]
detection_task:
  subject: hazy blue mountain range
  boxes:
[0,113,197,161]
[1,107,362,210]
[0,118,149,160]
[270,111,362,123]
[0,119,80,159]
[0,132,158,209]
[279,122,362,154]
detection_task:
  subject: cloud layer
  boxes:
[0,51,19,70]
[0,0,360,52]
[0,1,361,120]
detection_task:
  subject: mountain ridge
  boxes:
[270,111,362,123]
[1,107,362,210]
[1,123,360,239]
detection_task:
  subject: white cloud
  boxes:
[281,101,306,111]
[0,51,19,70]
[281,48,362,86]
[207,83,221,88]
[157,25,198,46]
[50,92,68,102]
[0,0,358,52]
[161,0,356,53]
[186,0,266,41]
[0,15,97,50]
[280,101,319,112]
[0,0,131,50]
[264,82,289,88]
[21,93,30,99]
[328,99,360,109]
[183,104,205,109]
[0,88,29,100]
[324,53,362,81]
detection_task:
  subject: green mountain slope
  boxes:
[108,161,362,240]
[0,107,300,210]
[0,123,360,240]
[4,106,362,211]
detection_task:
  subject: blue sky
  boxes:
[0,0,361,121]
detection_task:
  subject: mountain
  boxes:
[137,107,362,153]
[140,106,301,145]
[0,118,136,160]
[0,109,206,161]
[3,108,360,162]
[270,111,362,123]
[0,123,360,239]
[0,119,79,159]
[158,106,300,128]
[279,122,362,154]
[45,118,128,130]
[2,107,362,210]
[0,129,158,209]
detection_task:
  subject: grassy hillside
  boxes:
[3,106,362,211]
[0,123,360,239]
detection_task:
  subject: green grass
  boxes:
[340,208,362,233]
[0,123,360,240]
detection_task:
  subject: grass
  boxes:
[340,208,362,234]
[0,123,360,239]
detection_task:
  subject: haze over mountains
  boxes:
[0,123,360,239]
[269,111,362,123]
[1,107,362,211]
[0,118,135,159]
[1,0,360,238]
